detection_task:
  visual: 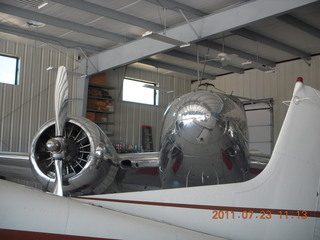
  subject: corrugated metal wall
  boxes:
[106,67,191,151]
[0,38,79,152]
[0,37,191,154]
[192,55,320,144]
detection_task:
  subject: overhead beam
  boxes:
[144,0,206,17]
[166,50,244,74]
[139,59,216,79]
[78,0,317,75]
[0,3,131,43]
[232,28,311,60]
[277,14,320,39]
[0,24,105,53]
[197,40,275,67]
[50,0,162,32]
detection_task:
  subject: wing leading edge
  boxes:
[0,152,36,181]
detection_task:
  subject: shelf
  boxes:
[89,84,116,90]
[87,73,115,142]
[95,121,114,125]
[88,95,113,100]
[87,109,114,114]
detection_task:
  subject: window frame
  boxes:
[0,53,20,85]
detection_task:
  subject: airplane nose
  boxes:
[159,90,249,188]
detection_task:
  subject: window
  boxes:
[0,54,20,85]
[122,78,159,105]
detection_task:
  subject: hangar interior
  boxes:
[0,0,320,158]
[2,2,320,240]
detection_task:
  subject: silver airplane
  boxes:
[0,66,250,196]
[0,76,319,239]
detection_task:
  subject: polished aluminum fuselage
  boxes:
[159,91,249,188]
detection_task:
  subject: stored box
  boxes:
[86,112,95,121]
[89,72,106,86]
[88,88,103,97]
[95,113,108,122]
[87,99,113,112]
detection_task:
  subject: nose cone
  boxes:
[46,138,62,152]
[159,91,226,188]
[159,91,249,188]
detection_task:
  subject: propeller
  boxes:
[46,66,68,196]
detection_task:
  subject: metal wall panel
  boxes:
[0,38,79,152]
[106,67,191,151]
[192,55,320,144]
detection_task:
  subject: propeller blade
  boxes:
[54,66,68,136]
[53,159,63,196]
[50,66,68,196]
[46,137,65,196]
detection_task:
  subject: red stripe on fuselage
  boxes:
[0,229,119,240]
[75,196,320,218]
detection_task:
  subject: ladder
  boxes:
[141,125,153,152]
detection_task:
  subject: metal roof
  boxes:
[0,0,319,79]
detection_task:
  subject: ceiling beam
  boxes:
[78,0,317,75]
[0,24,105,53]
[50,0,162,32]
[144,0,206,17]
[166,50,244,74]
[0,3,131,43]
[139,58,216,79]
[197,40,275,67]
[232,28,311,60]
[277,14,320,39]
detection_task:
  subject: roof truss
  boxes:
[79,0,317,75]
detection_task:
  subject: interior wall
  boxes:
[0,38,79,152]
[192,55,320,144]
[106,67,191,150]
[0,37,191,153]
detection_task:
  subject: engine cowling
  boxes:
[30,116,118,195]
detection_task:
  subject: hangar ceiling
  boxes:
[0,0,320,79]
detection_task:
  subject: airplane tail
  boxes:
[78,78,320,240]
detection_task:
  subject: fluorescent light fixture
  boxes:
[38,2,48,9]
[142,31,153,37]
[241,61,275,72]
[27,20,46,27]
[47,66,87,77]
[179,43,191,48]
[241,60,252,66]
[142,31,190,48]
[264,69,275,73]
